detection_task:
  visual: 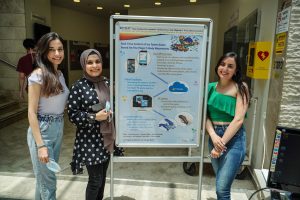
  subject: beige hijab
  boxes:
[80,49,115,153]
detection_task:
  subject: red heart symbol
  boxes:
[257,51,269,61]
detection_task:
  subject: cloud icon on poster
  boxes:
[169,81,189,93]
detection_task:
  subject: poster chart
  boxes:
[115,22,208,147]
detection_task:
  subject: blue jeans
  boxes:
[27,114,64,200]
[208,125,246,200]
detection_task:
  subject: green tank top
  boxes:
[207,82,236,122]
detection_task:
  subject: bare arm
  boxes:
[221,83,249,144]
[206,117,226,157]
[28,81,49,163]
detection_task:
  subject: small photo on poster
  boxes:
[175,112,193,126]
[132,94,152,111]
[137,50,151,66]
[138,50,148,65]
[127,59,136,73]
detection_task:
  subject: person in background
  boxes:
[67,49,115,200]
[16,38,36,100]
[206,52,250,200]
[27,32,69,200]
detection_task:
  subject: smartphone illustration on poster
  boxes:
[127,59,135,73]
[139,50,147,65]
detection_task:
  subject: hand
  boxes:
[95,109,112,121]
[210,134,227,153]
[38,147,49,163]
[210,148,222,159]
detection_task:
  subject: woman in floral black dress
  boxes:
[67,49,115,200]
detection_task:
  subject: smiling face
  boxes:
[217,57,237,81]
[85,54,102,77]
[47,39,64,67]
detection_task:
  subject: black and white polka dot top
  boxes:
[67,78,109,175]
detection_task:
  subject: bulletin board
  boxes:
[114,21,208,147]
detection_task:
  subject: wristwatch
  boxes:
[87,113,96,123]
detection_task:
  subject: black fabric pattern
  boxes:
[67,78,109,175]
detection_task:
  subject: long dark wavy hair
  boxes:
[35,32,63,97]
[215,52,250,104]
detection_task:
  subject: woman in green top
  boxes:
[206,52,250,200]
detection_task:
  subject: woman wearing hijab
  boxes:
[67,49,115,200]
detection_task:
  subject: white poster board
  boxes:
[115,22,208,147]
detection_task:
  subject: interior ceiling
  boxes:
[51,0,220,17]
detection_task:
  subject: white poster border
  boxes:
[115,21,208,148]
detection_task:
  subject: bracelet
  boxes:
[37,144,46,149]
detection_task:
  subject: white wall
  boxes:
[25,0,51,38]
[23,2,111,86]
[51,6,109,85]
[251,0,277,169]
[51,6,108,42]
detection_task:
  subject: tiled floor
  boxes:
[0,116,256,200]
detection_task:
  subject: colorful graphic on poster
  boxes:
[115,22,207,147]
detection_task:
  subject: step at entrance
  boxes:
[0,98,27,129]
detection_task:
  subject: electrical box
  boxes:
[246,41,272,79]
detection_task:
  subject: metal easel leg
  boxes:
[110,153,114,200]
